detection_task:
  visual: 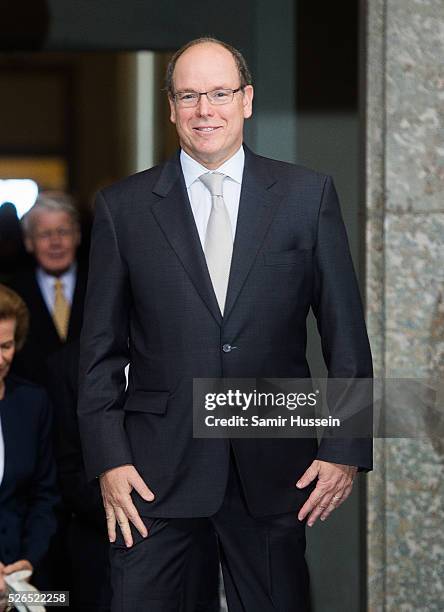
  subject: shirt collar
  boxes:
[36,262,77,289]
[180,145,245,188]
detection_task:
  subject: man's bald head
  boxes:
[165,37,252,97]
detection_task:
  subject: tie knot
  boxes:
[54,279,64,292]
[199,172,225,197]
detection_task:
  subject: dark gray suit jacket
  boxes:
[78,146,372,518]
[10,264,87,387]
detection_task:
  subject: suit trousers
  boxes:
[110,452,310,612]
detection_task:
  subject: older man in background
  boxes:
[10,192,87,386]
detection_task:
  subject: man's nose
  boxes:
[0,350,6,366]
[49,232,62,246]
[196,93,214,116]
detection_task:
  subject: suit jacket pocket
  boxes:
[123,390,169,414]
[263,247,312,266]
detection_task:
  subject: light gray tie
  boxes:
[200,172,233,315]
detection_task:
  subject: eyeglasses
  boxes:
[173,87,243,108]
[33,228,75,241]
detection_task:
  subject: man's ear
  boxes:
[24,236,34,254]
[242,85,254,120]
[168,95,177,125]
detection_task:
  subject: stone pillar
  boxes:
[366,0,444,609]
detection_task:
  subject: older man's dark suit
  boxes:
[78,146,372,608]
[10,265,87,387]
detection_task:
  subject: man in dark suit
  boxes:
[79,37,373,611]
[10,192,87,387]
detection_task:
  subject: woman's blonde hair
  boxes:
[0,284,29,350]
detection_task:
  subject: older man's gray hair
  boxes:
[22,191,80,236]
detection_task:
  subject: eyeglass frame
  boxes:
[171,86,244,107]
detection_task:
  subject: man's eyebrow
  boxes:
[176,85,232,92]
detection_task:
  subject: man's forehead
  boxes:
[173,43,238,84]
[32,209,72,226]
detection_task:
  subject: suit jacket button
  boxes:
[222,343,232,353]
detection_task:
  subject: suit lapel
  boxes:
[151,155,222,325]
[150,148,283,326]
[223,147,283,321]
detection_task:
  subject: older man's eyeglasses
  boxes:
[33,227,75,241]
[173,87,243,108]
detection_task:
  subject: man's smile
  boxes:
[193,126,222,132]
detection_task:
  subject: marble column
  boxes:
[366,0,444,610]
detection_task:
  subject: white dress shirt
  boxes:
[36,263,77,314]
[180,146,245,247]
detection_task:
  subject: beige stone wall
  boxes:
[366,1,444,610]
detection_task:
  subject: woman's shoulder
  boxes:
[7,372,45,392]
[5,374,50,413]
